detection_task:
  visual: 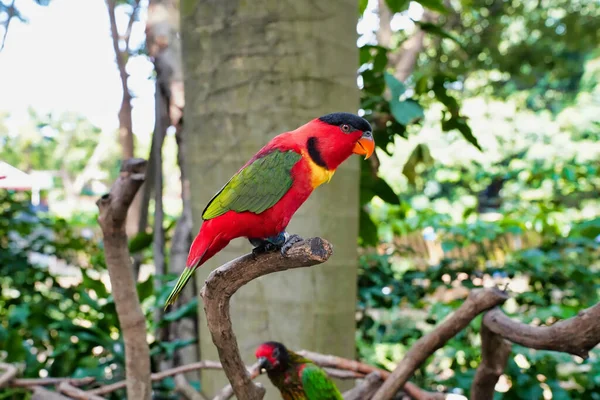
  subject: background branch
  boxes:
[12,377,94,388]
[371,288,508,400]
[0,363,18,388]
[201,237,334,400]
[470,322,512,400]
[342,372,383,400]
[175,374,207,400]
[89,360,223,396]
[58,382,105,400]
[32,386,73,400]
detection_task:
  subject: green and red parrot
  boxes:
[256,341,343,400]
[165,112,374,307]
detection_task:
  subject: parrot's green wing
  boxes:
[202,149,302,220]
[300,363,343,400]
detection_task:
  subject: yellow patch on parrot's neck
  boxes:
[303,151,335,188]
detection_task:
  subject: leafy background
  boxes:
[1,0,600,398]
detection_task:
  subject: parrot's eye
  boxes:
[340,124,352,133]
[272,348,280,359]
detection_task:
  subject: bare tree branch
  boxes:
[32,386,73,400]
[96,158,151,400]
[484,304,600,359]
[343,372,383,400]
[0,0,16,52]
[12,377,95,388]
[175,374,208,400]
[297,350,389,377]
[371,288,509,400]
[297,350,446,399]
[124,0,141,53]
[0,363,18,388]
[201,237,334,400]
[89,360,224,396]
[470,322,511,400]
[58,382,105,400]
[105,0,134,160]
[212,362,262,400]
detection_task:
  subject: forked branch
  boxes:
[201,237,334,400]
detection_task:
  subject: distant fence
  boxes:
[392,229,542,268]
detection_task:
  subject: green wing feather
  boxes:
[301,364,343,400]
[202,150,302,220]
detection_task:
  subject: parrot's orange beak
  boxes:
[353,132,375,159]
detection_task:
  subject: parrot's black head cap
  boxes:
[319,112,372,133]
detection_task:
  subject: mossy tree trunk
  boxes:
[181,1,360,397]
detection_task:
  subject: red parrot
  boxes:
[165,113,374,307]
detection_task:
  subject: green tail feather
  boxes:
[164,267,195,310]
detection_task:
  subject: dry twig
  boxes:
[213,362,261,400]
[175,374,208,400]
[484,304,600,359]
[0,363,18,388]
[470,322,512,400]
[12,377,95,388]
[58,382,105,400]
[96,158,151,400]
[32,386,73,400]
[371,288,508,400]
[89,360,223,395]
[201,237,333,400]
[342,372,383,400]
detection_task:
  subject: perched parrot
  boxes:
[256,341,343,400]
[164,112,374,307]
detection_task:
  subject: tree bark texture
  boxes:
[181,0,361,397]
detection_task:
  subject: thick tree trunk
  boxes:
[181,1,360,398]
[147,0,198,378]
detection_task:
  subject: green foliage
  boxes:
[0,193,198,399]
[356,3,600,391]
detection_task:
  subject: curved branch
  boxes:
[96,158,151,400]
[371,288,508,400]
[470,322,511,400]
[201,237,333,400]
[483,303,600,359]
[343,372,383,400]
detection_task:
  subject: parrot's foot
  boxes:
[280,234,303,257]
[251,241,278,256]
[250,232,287,256]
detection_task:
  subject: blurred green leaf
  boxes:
[162,298,199,322]
[416,0,447,14]
[390,99,424,126]
[402,143,434,184]
[128,231,153,253]
[384,0,410,13]
[137,275,154,302]
[359,208,379,246]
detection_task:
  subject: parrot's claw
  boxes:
[280,234,303,257]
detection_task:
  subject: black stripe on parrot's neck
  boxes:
[306,137,328,169]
